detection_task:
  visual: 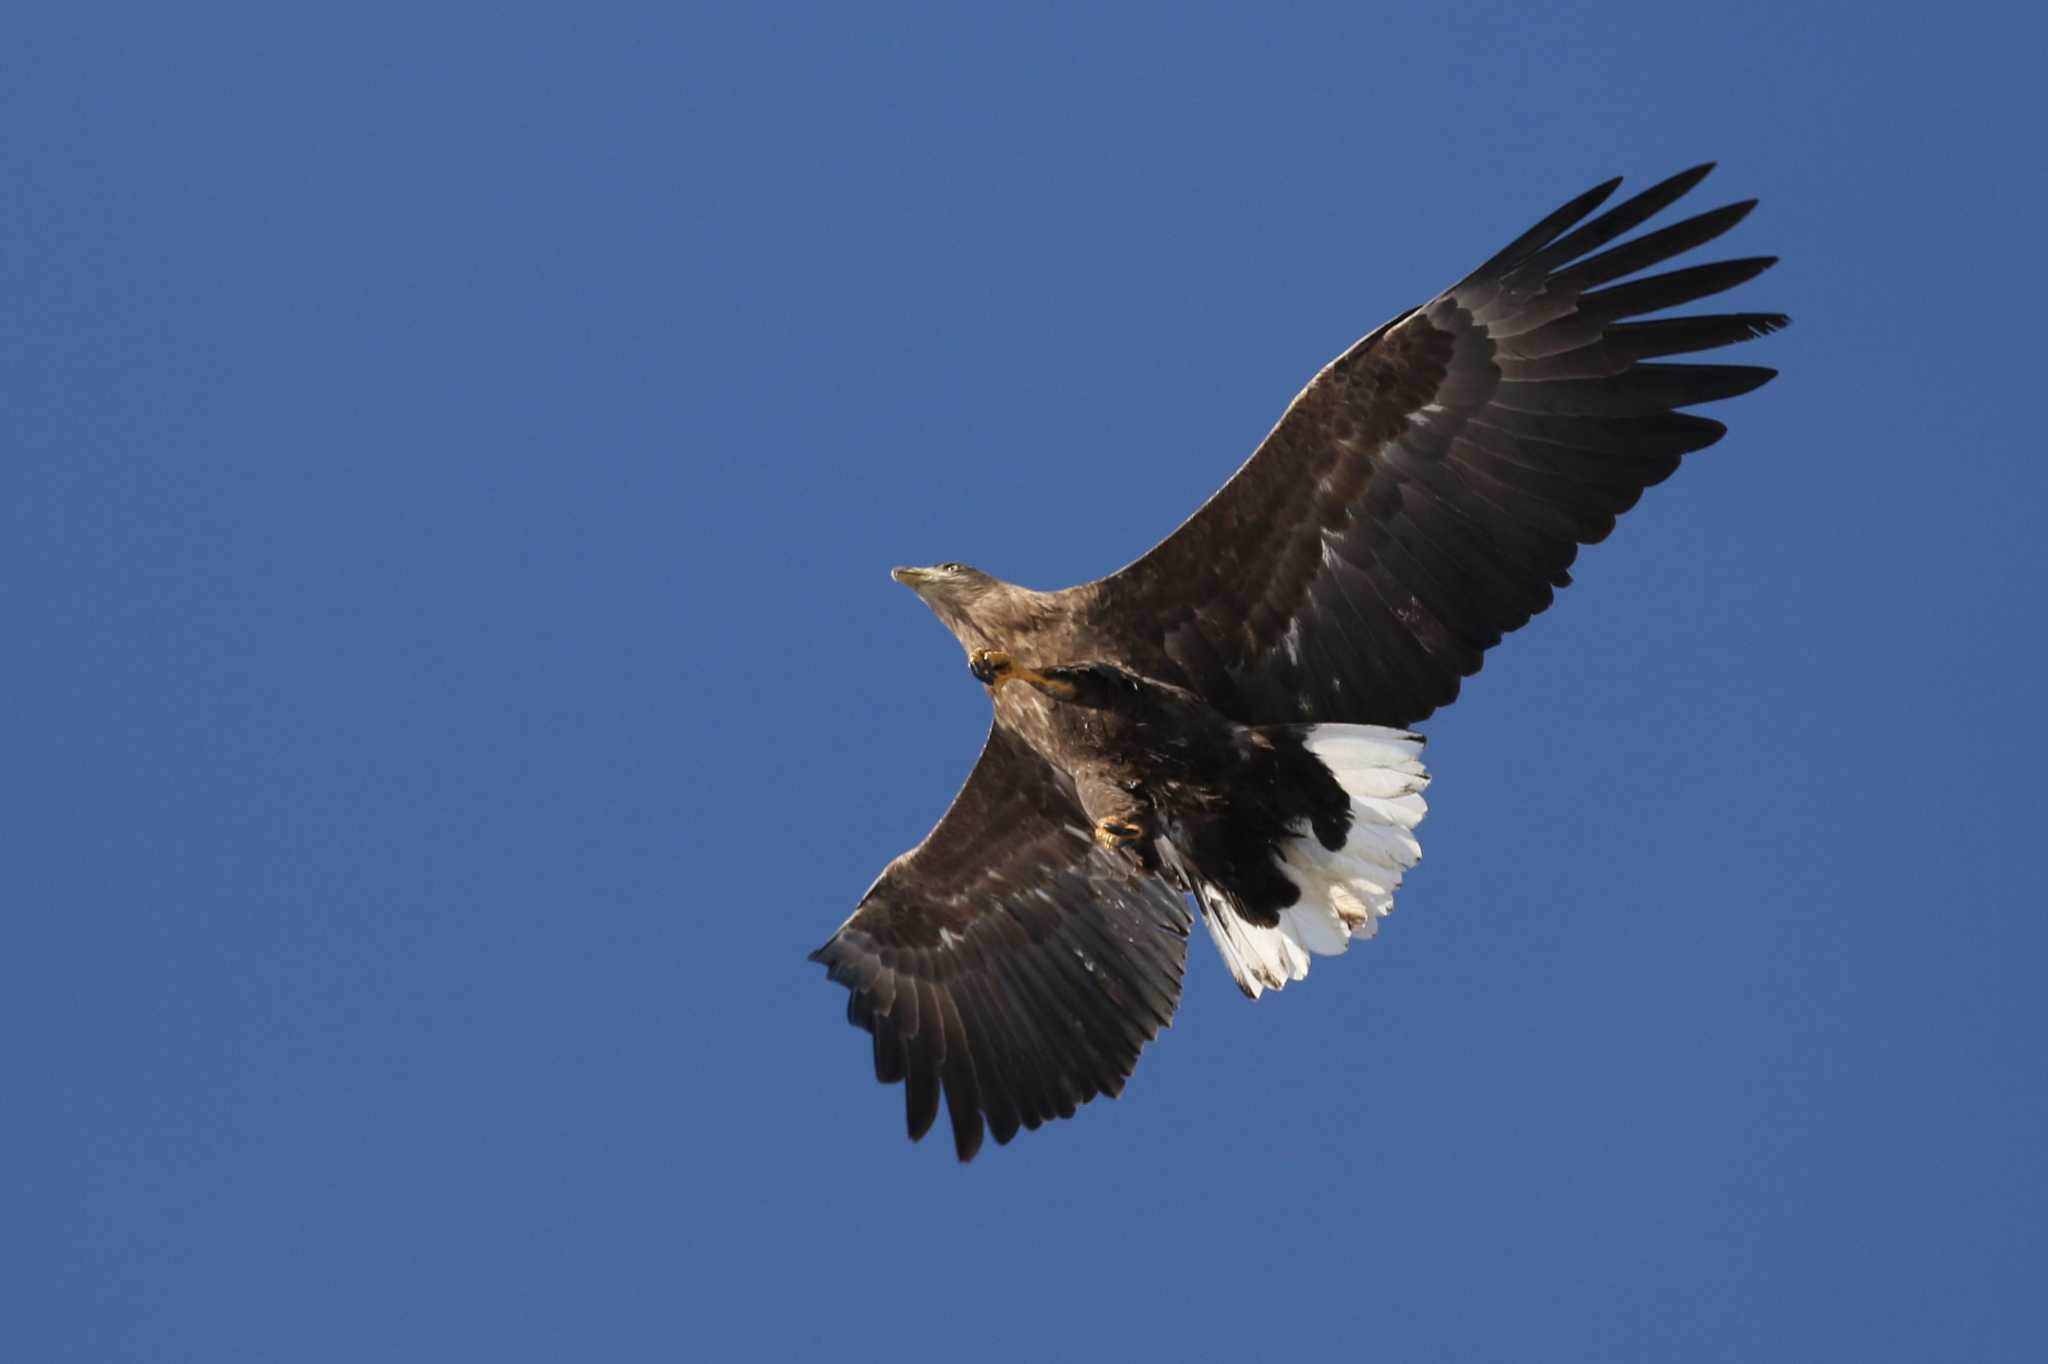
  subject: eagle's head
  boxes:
[891,562,1010,647]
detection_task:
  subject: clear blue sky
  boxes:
[6,3,2043,1360]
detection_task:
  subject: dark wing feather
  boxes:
[810,723,1192,1161]
[1074,164,1787,726]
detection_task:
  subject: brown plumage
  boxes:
[812,165,1787,1160]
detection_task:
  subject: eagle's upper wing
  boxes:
[809,722,1192,1161]
[1075,165,1786,727]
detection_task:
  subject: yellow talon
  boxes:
[1093,816,1144,850]
[969,648,1014,686]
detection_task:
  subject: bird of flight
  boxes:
[811,165,1786,1161]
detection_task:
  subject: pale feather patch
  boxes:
[1172,724,1429,998]
[1261,724,1431,982]
[1163,842,1306,1000]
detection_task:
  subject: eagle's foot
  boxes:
[969,649,1076,700]
[1093,816,1145,851]
[968,648,1014,686]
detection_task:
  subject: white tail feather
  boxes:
[1192,724,1430,998]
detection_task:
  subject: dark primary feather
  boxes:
[1075,163,1788,727]
[809,723,1192,1161]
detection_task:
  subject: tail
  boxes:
[1190,724,1430,999]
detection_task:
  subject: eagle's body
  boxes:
[812,166,1787,1160]
[985,661,1389,904]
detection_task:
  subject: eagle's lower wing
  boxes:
[809,722,1192,1161]
[1076,164,1786,727]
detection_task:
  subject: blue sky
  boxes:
[6,2,2044,1360]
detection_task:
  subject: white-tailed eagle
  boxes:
[811,165,1786,1161]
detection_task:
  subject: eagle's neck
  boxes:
[946,582,1061,655]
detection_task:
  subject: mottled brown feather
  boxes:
[810,723,1192,1160]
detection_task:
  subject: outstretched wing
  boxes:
[810,722,1192,1161]
[1077,164,1787,727]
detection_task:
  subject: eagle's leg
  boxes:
[968,648,1077,701]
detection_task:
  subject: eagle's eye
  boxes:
[939,562,965,574]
